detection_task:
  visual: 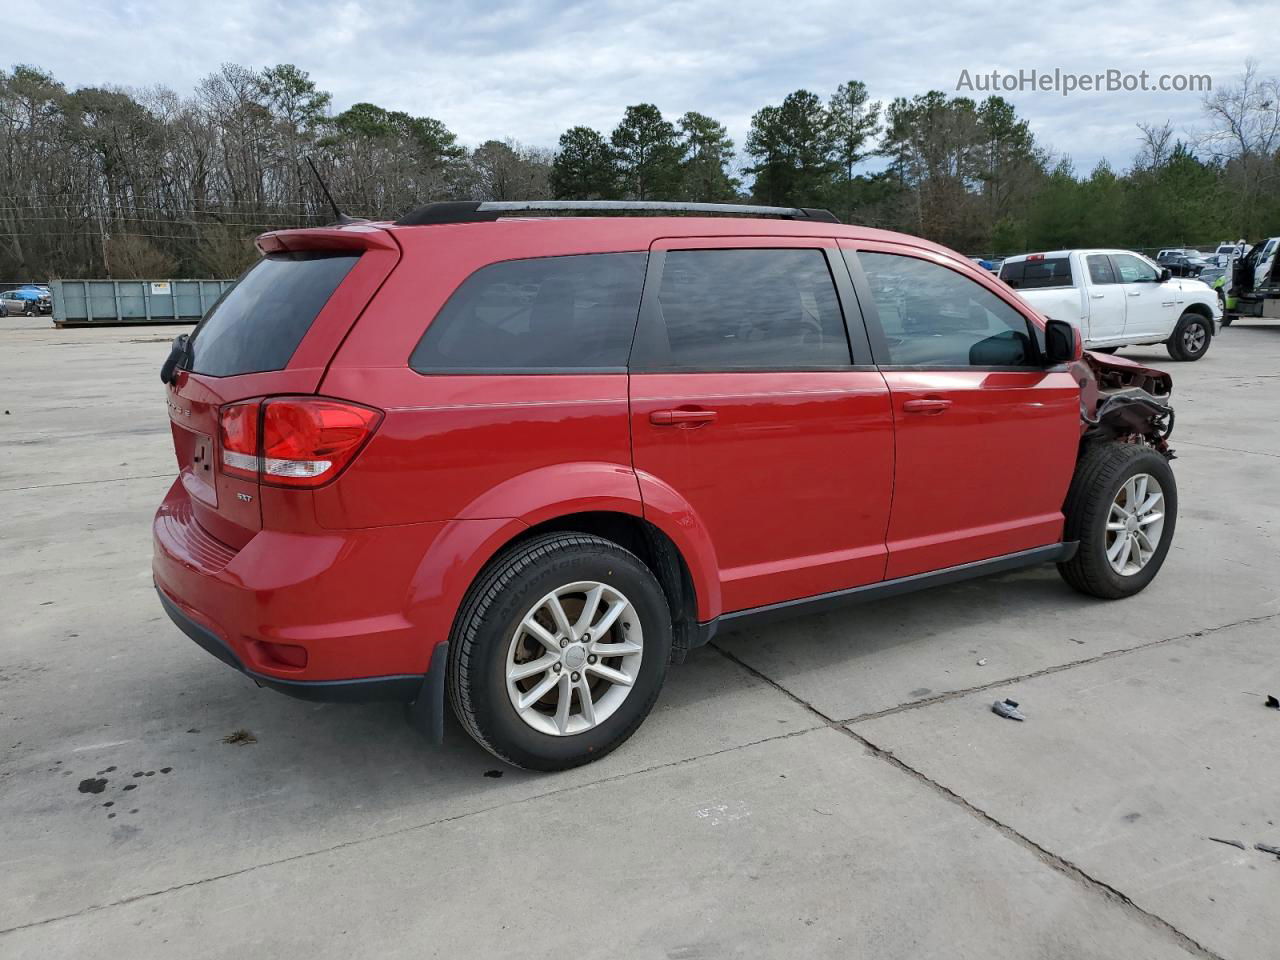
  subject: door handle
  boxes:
[902,398,952,415]
[1128,291,1141,297]
[1090,292,1106,299]
[650,408,718,426]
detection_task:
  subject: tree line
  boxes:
[1,60,1276,280]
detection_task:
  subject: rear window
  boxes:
[187,251,359,377]
[410,252,646,373]
[1000,257,1073,289]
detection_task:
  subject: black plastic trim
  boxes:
[157,586,428,705]
[405,641,451,744]
[692,543,1077,645]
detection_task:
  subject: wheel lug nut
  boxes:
[559,638,568,648]
[571,672,580,682]
[553,663,562,672]
[581,633,590,643]
[588,655,597,664]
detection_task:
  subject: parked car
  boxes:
[0,285,52,315]
[154,201,1180,771]
[1000,249,1220,360]
[1155,251,1210,278]
[1212,242,1245,267]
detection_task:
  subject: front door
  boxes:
[1111,252,1173,338]
[629,238,894,614]
[842,242,1081,579]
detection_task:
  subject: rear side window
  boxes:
[634,248,849,370]
[1086,255,1117,285]
[187,252,359,377]
[999,257,1073,289]
[410,253,646,373]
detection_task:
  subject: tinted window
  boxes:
[1086,255,1117,285]
[857,252,1038,367]
[1111,254,1159,283]
[187,252,359,377]
[410,253,645,372]
[636,248,849,370]
[999,256,1072,289]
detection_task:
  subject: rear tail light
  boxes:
[218,397,382,488]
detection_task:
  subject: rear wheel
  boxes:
[448,533,671,771]
[1058,443,1177,599]
[1166,311,1211,361]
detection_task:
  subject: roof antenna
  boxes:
[304,156,363,226]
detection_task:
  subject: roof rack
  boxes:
[394,200,840,227]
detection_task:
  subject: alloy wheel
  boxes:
[505,581,643,736]
[1105,473,1166,575]
[1182,322,1207,355]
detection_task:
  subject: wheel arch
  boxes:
[489,510,707,662]
[1181,300,1214,325]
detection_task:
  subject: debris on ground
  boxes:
[77,778,107,794]
[976,658,988,666]
[221,729,257,746]
[991,698,1025,721]
[1265,695,1279,710]
[483,769,503,779]
[1255,843,1280,856]
[1208,837,1246,850]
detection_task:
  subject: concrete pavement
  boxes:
[2,316,1277,958]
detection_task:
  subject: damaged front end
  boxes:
[1070,351,1175,457]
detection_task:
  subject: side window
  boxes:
[636,248,850,370]
[409,252,646,373]
[1086,255,1117,285]
[855,252,1039,368]
[1111,254,1159,283]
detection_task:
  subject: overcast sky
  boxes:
[9,0,1267,174]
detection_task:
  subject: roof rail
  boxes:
[394,199,840,227]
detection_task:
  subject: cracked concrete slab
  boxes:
[0,729,1202,960]
[3,315,1278,957]
[850,618,1280,960]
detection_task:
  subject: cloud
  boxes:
[9,0,1267,172]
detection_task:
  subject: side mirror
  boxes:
[1159,268,1172,282]
[1043,318,1080,365]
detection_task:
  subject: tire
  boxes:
[1165,311,1211,361]
[448,532,672,771]
[1058,442,1177,599]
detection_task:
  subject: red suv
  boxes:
[154,200,1178,770]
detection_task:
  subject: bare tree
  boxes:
[1199,60,1280,234]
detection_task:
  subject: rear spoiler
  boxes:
[256,225,398,256]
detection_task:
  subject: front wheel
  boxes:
[448,533,672,771]
[1058,443,1177,599]
[1166,311,1211,361]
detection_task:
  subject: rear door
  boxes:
[629,237,894,613]
[1082,253,1126,341]
[843,241,1079,579]
[166,229,399,547]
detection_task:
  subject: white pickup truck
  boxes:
[999,249,1221,361]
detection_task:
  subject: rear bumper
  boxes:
[157,584,449,741]
[155,586,424,702]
